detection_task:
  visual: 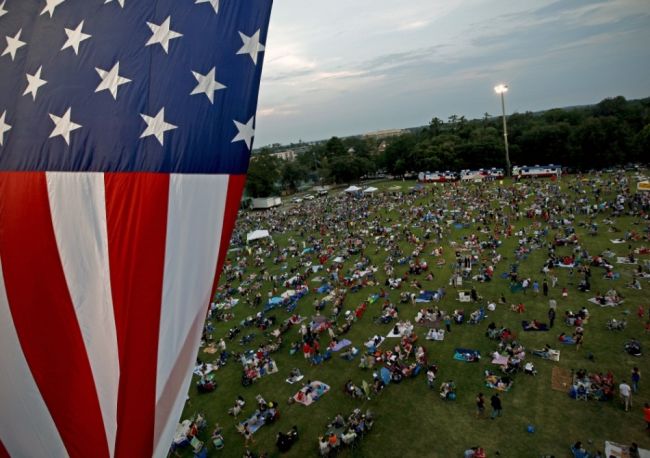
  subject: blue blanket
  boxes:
[454,348,481,362]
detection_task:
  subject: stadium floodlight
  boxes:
[494,84,511,176]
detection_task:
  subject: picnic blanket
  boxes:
[605,441,650,458]
[331,339,352,352]
[416,290,436,303]
[454,348,481,362]
[193,363,216,376]
[588,297,624,307]
[425,329,445,341]
[610,239,626,244]
[551,366,572,392]
[364,336,385,348]
[616,257,637,265]
[386,322,413,338]
[239,412,266,434]
[522,321,549,331]
[533,349,560,362]
[485,374,512,392]
[491,354,509,365]
[293,381,330,406]
[285,375,304,385]
[317,284,332,294]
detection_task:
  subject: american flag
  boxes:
[0,1,272,457]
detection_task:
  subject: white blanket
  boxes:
[425,329,445,341]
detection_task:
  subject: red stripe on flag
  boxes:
[211,174,246,299]
[105,173,169,458]
[0,172,110,458]
[0,439,9,458]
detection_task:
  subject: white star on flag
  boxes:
[40,0,66,18]
[2,29,26,61]
[61,20,91,55]
[0,110,11,146]
[146,16,182,54]
[95,62,131,99]
[0,1,8,18]
[24,66,48,101]
[236,30,265,65]
[232,116,255,150]
[191,67,226,104]
[49,107,81,145]
[140,107,177,146]
[104,0,125,7]
[195,0,219,14]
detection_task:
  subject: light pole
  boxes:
[494,84,511,177]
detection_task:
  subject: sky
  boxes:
[253,0,650,147]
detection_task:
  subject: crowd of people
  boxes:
[179,169,649,456]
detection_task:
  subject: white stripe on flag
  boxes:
[0,257,69,458]
[152,174,229,457]
[46,172,119,458]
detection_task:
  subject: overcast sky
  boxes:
[254,0,650,147]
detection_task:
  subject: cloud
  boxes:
[257,105,299,118]
[255,0,650,145]
[396,20,430,31]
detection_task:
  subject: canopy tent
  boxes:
[363,187,378,193]
[637,181,650,192]
[344,185,362,193]
[246,229,271,242]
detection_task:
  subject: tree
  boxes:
[324,137,346,158]
[281,161,307,192]
[246,152,281,197]
[569,116,631,168]
[326,154,373,184]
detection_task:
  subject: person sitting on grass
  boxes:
[558,333,575,344]
[524,362,537,375]
[318,436,330,456]
[511,302,526,313]
[341,428,357,446]
[571,441,589,458]
[440,380,456,400]
[524,319,542,330]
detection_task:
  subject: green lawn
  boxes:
[179,174,649,458]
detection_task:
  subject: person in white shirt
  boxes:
[619,380,632,411]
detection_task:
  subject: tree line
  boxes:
[246,96,650,197]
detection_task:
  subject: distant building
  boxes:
[271,150,297,161]
[363,128,406,139]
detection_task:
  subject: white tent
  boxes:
[363,186,378,193]
[344,185,362,193]
[246,229,270,242]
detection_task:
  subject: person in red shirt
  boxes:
[644,402,650,430]
[474,447,486,458]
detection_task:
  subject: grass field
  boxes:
[178,174,649,458]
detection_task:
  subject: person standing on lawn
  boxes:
[548,307,556,328]
[476,393,485,419]
[490,393,502,419]
[619,380,632,412]
[631,367,640,393]
[543,279,549,296]
[644,402,650,430]
[444,315,452,333]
